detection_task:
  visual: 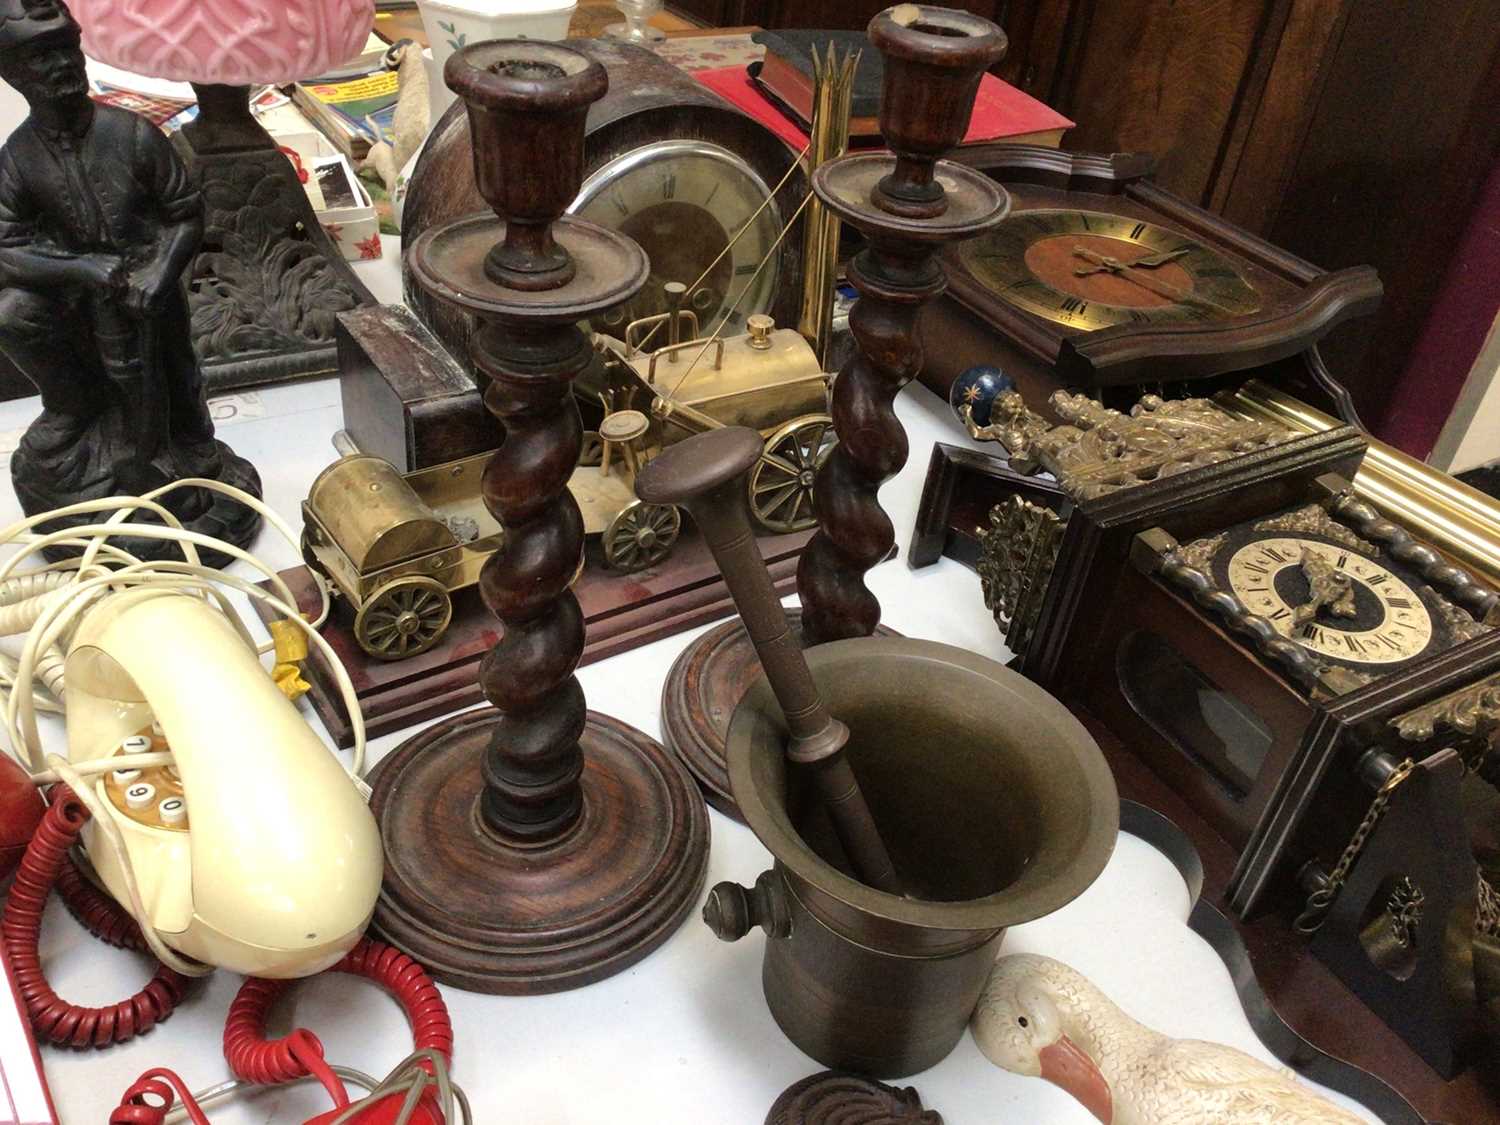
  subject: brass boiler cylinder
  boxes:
[306,455,456,573]
[710,638,1119,1077]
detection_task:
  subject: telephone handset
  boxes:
[64,585,382,978]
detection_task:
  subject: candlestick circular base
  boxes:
[368,707,709,994]
[661,611,897,823]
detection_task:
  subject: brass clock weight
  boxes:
[365,40,707,994]
[635,424,1117,1077]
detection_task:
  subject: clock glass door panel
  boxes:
[1117,629,1274,801]
[572,140,782,339]
[1081,564,1313,847]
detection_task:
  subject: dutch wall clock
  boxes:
[924,147,1384,424]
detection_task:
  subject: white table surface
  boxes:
[0,104,1382,1124]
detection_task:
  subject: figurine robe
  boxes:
[0,0,258,558]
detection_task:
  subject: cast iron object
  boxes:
[798,5,1010,646]
[765,1070,941,1124]
[0,0,261,562]
[639,427,1119,1077]
[638,428,902,895]
[368,40,707,994]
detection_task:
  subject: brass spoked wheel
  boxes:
[354,575,453,660]
[603,501,681,572]
[749,414,836,533]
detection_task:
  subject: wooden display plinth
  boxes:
[258,525,815,747]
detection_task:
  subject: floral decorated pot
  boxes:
[418,0,577,118]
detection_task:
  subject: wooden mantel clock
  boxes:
[403,38,806,371]
[920,148,1383,425]
[1015,422,1500,1117]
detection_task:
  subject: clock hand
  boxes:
[1070,246,1239,316]
[1293,547,1359,625]
[1074,246,1191,275]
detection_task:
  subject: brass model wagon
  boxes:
[302,415,680,659]
[601,307,836,534]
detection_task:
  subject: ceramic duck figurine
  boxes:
[972,954,1366,1124]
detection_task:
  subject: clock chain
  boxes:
[1293,758,1415,935]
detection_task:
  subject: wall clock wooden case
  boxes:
[1017,427,1500,1120]
[921,147,1383,423]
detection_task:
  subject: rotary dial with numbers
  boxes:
[955,208,1261,331]
[1221,535,1437,667]
[571,139,782,338]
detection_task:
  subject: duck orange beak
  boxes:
[1039,1034,1112,1123]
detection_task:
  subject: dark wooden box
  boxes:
[336,306,496,472]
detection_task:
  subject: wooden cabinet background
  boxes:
[668,0,1500,435]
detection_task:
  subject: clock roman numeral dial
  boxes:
[1222,536,1435,666]
[958,208,1261,331]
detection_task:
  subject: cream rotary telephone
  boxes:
[0,480,380,982]
[62,584,381,978]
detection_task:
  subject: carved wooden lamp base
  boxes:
[368,708,707,993]
[176,86,375,391]
[661,611,895,823]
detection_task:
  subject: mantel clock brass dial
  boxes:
[1179,503,1484,687]
[959,208,1261,331]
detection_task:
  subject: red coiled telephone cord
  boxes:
[0,785,189,1047]
[0,785,455,1122]
[113,942,454,1124]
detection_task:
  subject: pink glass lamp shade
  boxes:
[70,0,375,85]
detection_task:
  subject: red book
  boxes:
[693,65,1072,154]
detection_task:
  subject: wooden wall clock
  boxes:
[919,147,1383,425]
[402,39,807,372]
[1013,425,1500,1114]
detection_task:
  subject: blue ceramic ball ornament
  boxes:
[949,364,1015,428]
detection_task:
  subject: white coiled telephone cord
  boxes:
[0,478,367,977]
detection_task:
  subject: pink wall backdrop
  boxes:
[1381,159,1500,458]
[71,0,375,85]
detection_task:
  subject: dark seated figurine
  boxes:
[0,0,258,559]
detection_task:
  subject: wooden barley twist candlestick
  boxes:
[369,41,707,993]
[798,6,1009,645]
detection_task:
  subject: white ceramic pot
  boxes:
[418,0,577,119]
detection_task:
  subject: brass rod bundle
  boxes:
[1221,380,1500,586]
[798,45,859,368]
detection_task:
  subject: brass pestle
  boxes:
[635,427,905,896]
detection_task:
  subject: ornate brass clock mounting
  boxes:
[962,390,1295,649]
[964,390,1292,496]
